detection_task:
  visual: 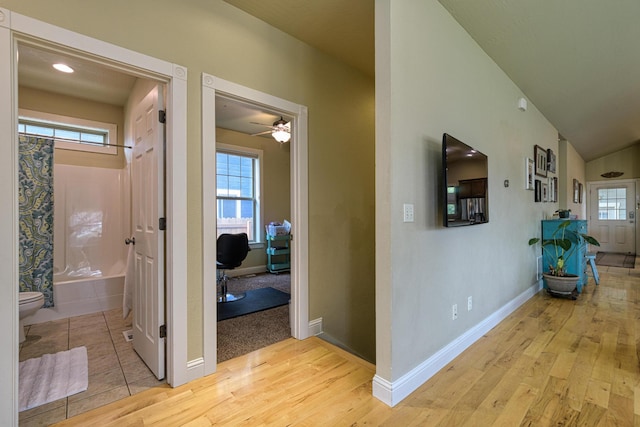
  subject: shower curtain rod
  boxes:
[18,131,132,149]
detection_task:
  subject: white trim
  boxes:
[215,142,264,244]
[201,73,309,377]
[308,317,323,336]
[1,10,189,424]
[19,108,118,155]
[0,8,18,424]
[185,357,205,383]
[373,282,543,407]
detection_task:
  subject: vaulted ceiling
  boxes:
[225,0,640,162]
[18,1,640,162]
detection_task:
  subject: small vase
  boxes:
[543,273,579,297]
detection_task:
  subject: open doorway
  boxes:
[201,74,309,375]
[1,11,188,424]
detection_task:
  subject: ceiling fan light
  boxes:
[272,128,291,143]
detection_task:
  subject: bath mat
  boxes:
[217,287,290,321]
[19,346,88,411]
[595,252,636,268]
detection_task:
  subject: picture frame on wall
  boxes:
[542,183,548,202]
[525,157,535,190]
[547,149,556,174]
[551,177,558,202]
[573,179,579,203]
[534,145,547,177]
[578,183,583,203]
[535,179,542,202]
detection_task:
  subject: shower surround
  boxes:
[28,163,130,324]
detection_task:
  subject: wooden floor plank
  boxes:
[52,269,639,426]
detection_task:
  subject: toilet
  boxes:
[19,292,44,343]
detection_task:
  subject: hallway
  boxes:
[51,263,639,425]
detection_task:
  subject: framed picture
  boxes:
[534,145,547,177]
[535,179,542,202]
[542,183,548,202]
[547,149,556,174]
[525,157,535,190]
[573,179,579,203]
[550,177,558,202]
[578,183,583,203]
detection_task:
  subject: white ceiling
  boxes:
[17,1,640,161]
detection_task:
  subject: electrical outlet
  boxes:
[452,304,458,320]
[403,203,414,223]
[467,296,472,311]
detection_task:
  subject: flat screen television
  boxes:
[442,133,488,227]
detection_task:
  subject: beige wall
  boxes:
[18,87,126,169]
[559,139,587,219]
[215,128,290,269]
[376,0,560,381]
[586,144,640,182]
[2,0,376,361]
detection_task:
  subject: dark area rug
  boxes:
[217,272,291,362]
[595,252,636,268]
[217,286,290,321]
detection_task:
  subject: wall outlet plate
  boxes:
[403,203,414,222]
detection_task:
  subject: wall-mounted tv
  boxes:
[442,133,488,227]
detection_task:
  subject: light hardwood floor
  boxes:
[54,266,639,426]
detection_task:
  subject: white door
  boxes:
[589,181,636,254]
[132,85,165,380]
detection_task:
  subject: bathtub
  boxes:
[26,266,125,325]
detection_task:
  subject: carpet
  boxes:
[218,286,290,321]
[19,346,88,411]
[595,252,636,268]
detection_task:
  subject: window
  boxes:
[18,109,118,155]
[216,144,262,243]
[598,188,626,220]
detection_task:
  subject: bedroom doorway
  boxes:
[201,74,309,375]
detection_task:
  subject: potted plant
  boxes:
[529,220,600,298]
[556,209,571,218]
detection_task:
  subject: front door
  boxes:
[588,180,636,254]
[132,84,165,379]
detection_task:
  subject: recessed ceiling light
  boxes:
[53,63,74,73]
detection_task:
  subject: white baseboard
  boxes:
[186,357,205,383]
[309,317,323,336]
[373,282,541,407]
[225,265,269,277]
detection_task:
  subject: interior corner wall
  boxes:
[559,140,587,218]
[376,0,559,387]
[1,0,376,362]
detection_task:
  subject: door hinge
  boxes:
[159,217,166,230]
[159,110,166,124]
[159,325,167,338]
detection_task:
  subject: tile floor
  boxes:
[18,308,165,426]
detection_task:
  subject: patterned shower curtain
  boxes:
[19,134,54,307]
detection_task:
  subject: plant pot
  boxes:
[557,211,571,218]
[543,273,579,296]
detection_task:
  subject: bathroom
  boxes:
[17,43,165,422]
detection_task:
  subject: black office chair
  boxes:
[217,233,250,303]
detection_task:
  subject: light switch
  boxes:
[403,203,414,222]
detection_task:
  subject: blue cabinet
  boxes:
[541,220,588,292]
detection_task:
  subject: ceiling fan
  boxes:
[251,116,291,143]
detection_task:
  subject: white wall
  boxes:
[375,0,560,400]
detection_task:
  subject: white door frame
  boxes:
[201,73,309,375]
[0,9,188,423]
[587,178,639,253]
